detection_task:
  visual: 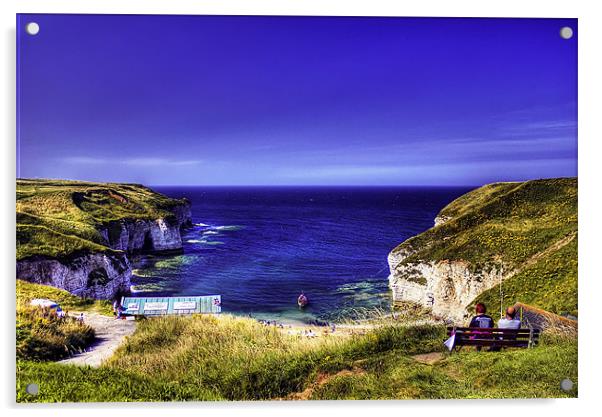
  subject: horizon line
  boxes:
[17,176,577,188]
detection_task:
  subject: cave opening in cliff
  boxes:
[142,231,154,251]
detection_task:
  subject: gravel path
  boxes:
[58,312,136,367]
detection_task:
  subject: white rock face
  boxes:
[388,249,504,324]
[434,215,451,227]
[100,217,184,253]
[17,252,132,299]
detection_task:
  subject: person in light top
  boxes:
[497,306,521,329]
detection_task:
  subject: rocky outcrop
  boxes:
[17,252,132,299]
[388,251,504,323]
[17,200,192,300]
[388,206,505,323]
[171,200,193,228]
[433,215,451,227]
[99,201,192,253]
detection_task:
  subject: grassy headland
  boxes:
[17,178,188,260]
[392,178,577,316]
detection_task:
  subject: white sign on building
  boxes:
[143,302,168,311]
[174,301,197,310]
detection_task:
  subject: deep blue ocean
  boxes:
[131,187,472,324]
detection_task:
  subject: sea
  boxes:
[131,187,472,324]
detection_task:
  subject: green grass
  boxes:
[437,182,520,222]
[474,238,578,316]
[395,178,577,268]
[17,178,189,259]
[16,314,577,402]
[16,361,221,402]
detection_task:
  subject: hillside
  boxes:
[17,179,190,260]
[388,178,577,320]
[16,179,192,299]
[16,311,577,402]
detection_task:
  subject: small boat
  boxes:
[297,293,309,308]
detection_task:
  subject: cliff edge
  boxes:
[16,179,192,299]
[388,178,577,323]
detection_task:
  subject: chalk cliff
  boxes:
[17,252,132,299]
[388,178,578,322]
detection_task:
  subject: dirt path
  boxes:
[287,368,366,400]
[59,312,136,367]
[277,322,376,339]
[412,352,445,365]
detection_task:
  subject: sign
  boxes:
[174,301,196,310]
[143,302,168,311]
[120,295,221,315]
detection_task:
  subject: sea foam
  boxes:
[213,225,244,231]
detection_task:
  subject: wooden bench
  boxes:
[446,327,540,352]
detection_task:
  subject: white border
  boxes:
[2,1,601,416]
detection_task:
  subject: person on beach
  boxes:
[115,303,126,320]
[498,306,521,329]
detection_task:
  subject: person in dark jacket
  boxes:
[469,303,494,328]
[469,303,494,351]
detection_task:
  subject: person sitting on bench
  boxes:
[497,306,521,329]
[469,303,494,328]
[468,303,493,351]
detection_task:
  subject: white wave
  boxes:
[202,230,219,235]
[130,284,166,293]
[213,225,244,231]
[194,222,210,227]
[186,239,224,245]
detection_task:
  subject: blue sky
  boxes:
[17,15,577,186]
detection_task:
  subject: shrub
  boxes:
[16,305,95,361]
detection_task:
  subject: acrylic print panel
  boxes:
[16,14,577,402]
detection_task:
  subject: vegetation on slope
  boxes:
[16,281,111,362]
[474,239,578,316]
[16,313,577,402]
[309,336,577,400]
[17,178,188,260]
[17,306,95,362]
[391,177,577,315]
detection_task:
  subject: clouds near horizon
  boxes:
[17,15,577,186]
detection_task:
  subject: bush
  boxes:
[17,305,95,361]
